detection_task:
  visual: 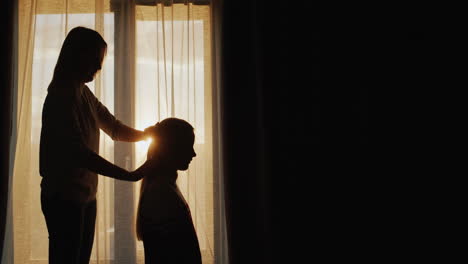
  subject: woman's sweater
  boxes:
[40,82,137,203]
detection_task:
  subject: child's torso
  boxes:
[140,181,193,228]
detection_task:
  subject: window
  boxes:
[13,1,217,263]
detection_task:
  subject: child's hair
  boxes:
[136,118,194,240]
[146,118,194,160]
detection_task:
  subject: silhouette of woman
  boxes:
[136,118,202,264]
[39,26,150,264]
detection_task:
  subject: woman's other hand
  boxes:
[143,126,155,140]
[143,122,160,140]
[129,169,144,182]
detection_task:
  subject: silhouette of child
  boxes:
[136,118,202,264]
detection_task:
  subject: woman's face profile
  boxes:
[81,47,106,83]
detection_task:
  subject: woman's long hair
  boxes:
[49,27,107,91]
[136,118,194,240]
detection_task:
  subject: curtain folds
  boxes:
[9,0,219,263]
[1,0,16,262]
[209,0,228,263]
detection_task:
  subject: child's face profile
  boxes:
[150,130,196,171]
[173,132,196,171]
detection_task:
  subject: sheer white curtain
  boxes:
[10,0,221,263]
[134,2,215,263]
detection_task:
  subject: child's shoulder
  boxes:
[145,181,175,196]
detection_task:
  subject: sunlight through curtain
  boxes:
[12,0,216,263]
[134,2,214,263]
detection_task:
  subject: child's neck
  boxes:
[145,158,179,185]
[152,163,178,185]
[160,169,178,185]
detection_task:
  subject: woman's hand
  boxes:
[130,161,149,182]
[143,126,153,138]
[143,122,160,140]
[132,159,157,180]
[128,169,144,182]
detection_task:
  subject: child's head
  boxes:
[146,118,196,171]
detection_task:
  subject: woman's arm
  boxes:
[68,122,143,181]
[85,86,149,142]
[81,149,143,181]
[49,94,143,181]
[109,122,146,142]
